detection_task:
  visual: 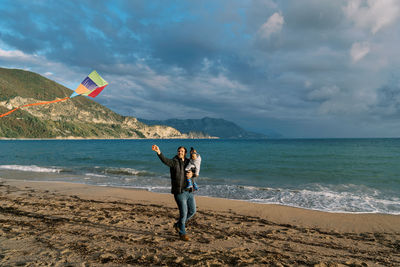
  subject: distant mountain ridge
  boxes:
[138,117,271,139]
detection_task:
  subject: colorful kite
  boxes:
[70,70,108,98]
[0,70,108,118]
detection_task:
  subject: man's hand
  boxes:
[152,144,161,155]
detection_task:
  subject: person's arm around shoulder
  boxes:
[152,145,175,167]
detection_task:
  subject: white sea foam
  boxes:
[0,165,62,173]
[85,173,107,178]
[131,186,170,191]
[104,167,150,176]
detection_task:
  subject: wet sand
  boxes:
[0,179,399,266]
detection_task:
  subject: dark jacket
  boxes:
[157,153,189,194]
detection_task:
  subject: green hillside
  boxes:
[0,67,71,100]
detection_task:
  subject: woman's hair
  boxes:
[177,146,187,154]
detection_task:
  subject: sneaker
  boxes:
[179,234,190,241]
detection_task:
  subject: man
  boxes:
[152,145,196,241]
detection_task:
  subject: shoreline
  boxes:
[0,137,220,140]
[2,178,399,233]
[1,178,399,266]
[13,179,400,216]
[1,175,399,216]
[2,137,400,140]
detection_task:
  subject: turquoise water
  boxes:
[0,139,399,214]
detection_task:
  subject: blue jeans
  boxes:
[174,191,196,235]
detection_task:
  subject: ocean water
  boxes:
[0,139,399,214]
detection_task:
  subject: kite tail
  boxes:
[0,96,70,118]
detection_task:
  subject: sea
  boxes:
[0,139,399,215]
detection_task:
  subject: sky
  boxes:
[1,0,400,138]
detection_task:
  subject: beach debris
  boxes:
[0,70,108,118]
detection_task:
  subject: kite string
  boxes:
[0,96,70,118]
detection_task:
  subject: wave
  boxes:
[95,183,170,192]
[103,167,154,177]
[85,173,108,178]
[0,165,63,173]
[127,185,170,191]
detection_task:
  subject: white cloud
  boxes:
[350,41,370,62]
[0,48,34,61]
[344,0,400,34]
[258,12,284,39]
[0,48,83,89]
[311,85,377,116]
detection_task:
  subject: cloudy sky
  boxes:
[1,0,400,138]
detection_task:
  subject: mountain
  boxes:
[0,67,190,139]
[138,117,273,139]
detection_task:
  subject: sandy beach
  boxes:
[0,179,399,266]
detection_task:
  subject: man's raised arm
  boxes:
[152,144,175,167]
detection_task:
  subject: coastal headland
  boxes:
[0,179,399,266]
